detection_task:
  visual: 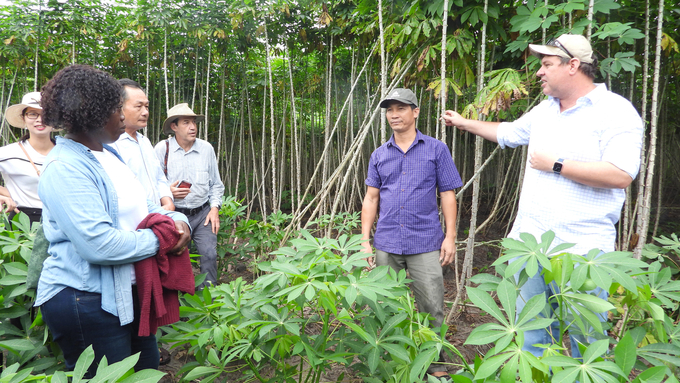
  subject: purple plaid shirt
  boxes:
[366,129,463,255]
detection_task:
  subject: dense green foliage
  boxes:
[1,0,678,234]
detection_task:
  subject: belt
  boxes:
[16,207,43,216]
[176,201,209,217]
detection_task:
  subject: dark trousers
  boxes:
[41,287,159,378]
[183,204,218,288]
[8,207,42,227]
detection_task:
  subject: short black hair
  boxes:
[119,78,144,101]
[41,65,123,135]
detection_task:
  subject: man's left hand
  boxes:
[440,236,456,266]
[204,207,220,234]
[529,151,558,172]
[168,221,192,255]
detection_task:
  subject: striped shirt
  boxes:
[366,129,463,254]
[497,84,643,254]
[154,136,224,210]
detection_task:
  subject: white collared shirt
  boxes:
[497,84,643,254]
[111,131,172,206]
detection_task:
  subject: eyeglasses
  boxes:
[547,38,574,59]
[24,111,41,120]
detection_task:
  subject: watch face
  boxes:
[553,162,563,173]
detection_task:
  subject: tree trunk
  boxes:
[634,0,664,258]
[287,45,301,211]
[438,0,449,142]
[264,23,277,213]
[448,0,489,323]
[586,0,595,39]
[204,43,211,142]
[378,0,387,143]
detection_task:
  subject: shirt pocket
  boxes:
[191,171,210,197]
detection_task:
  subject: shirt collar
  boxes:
[169,136,199,153]
[549,83,606,110]
[386,129,425,151]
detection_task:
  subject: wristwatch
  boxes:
[553,158,564,175]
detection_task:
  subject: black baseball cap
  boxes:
[379,88,418,108]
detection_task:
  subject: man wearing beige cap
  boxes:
[442,34,643,358]
[155,103,224,288]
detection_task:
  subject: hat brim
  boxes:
[528,44,571,60]
[162,114,205,135]
[4,104,32,128]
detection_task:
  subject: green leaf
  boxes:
[614,331,636,376]
[582,339,609,364]
[183,366,222,381]
[632,365,667,383]
[118,369,166,383]
[72,346,95,383]
[380,342,411,362]
[474,351,513,380]
[467,287,508,326]
[409,347,438,382]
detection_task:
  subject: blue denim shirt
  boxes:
[35,137,190,325]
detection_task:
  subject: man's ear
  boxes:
[170,123,178,133]
[413,107,421,118]
[569,58,581,75]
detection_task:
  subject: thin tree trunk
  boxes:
[261,78,268,221]
[264,23,277,213]
[633,0,651,248]
[204,44,211,142]
[163,28,169,112]
[192,41,199,109]
[378,0,386,143]
[634,0,664,258]
[439,0,449,142]
[448,0,488,323]
[586,0,595,39]
[144,40,150,137]
[287,45,301,210]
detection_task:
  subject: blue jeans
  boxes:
[516,264,608,359]
[41,287,159,378]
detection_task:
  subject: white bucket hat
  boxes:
[4,92,42,128]
[162,103,205,134]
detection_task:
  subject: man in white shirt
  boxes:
[442,34,643,358]
[112,79,174,211]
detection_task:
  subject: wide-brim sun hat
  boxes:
[528,34,595,64]
[4,92,42,128]
[162,103,205,135]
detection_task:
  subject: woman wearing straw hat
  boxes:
[0,91,56,224]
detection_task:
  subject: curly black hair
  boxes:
[41,65,123,134]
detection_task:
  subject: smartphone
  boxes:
[178,180,192,189]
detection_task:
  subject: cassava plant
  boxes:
[162,230,468,383]
[458,230,680,383]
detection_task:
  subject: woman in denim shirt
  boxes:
[35,65,191,377]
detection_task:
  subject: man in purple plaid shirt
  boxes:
[361,88,463,378]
